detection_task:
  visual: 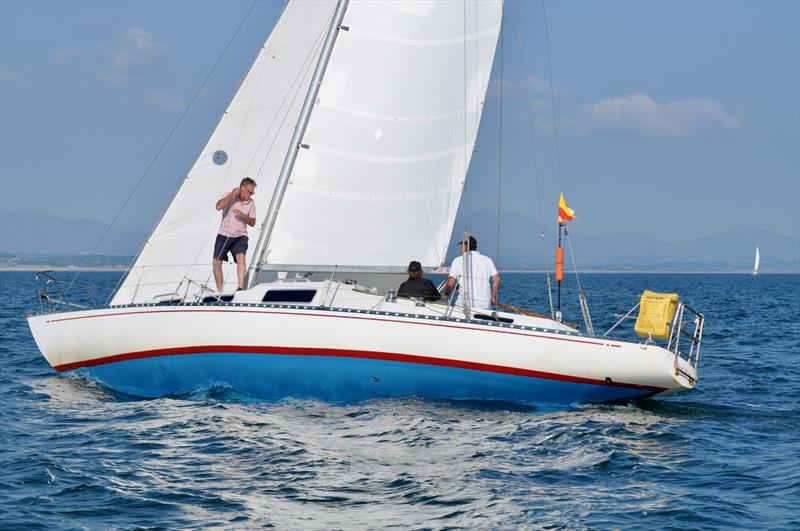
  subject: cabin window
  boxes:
[202,295,234,303]
[262,290,317,303]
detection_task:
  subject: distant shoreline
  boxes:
[499,269,798,274]
[0,266,127,272]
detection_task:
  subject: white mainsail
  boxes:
[260,0,502,270]
[111,1,338,306]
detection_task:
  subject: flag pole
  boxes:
[556,222,563,322]
[555,193,573,323]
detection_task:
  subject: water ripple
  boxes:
[2,272,799,528]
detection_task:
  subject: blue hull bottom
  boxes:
[68,353,658,405]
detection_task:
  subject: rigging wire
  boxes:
[460,0,471,316]
[542,0,572,318]
[541,0,564,193]
[461,0,469,230]
[541,0,590,326]
[495,11,504,267]
[87,0,259,302]
[514,12,555,318]
[563,227,583,293]
[450,0,468,272]
[564,225,594,335]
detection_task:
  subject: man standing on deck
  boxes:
[444,236,500,311]
[213,177,256,292]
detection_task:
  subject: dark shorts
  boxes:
[213,234,248,262]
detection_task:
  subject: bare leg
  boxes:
[235,253,246,289]
[213,258,224,292]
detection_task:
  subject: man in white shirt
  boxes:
[444,236,500,311]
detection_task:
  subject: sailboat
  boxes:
[752,246,760,275]
[28,0,704,405]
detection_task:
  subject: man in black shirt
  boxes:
[397,261,440,301]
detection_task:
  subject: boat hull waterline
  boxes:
[28,305,686,404]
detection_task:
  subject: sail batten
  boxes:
[350,24,500,46]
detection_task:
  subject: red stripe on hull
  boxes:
[53,344,665,392]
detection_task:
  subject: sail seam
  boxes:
[347,26,498,47]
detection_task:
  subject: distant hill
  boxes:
[0,210,147,256]
[449,210,799,272]
[1,209,797,272]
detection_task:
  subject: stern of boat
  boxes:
[602,289,705,398]
[665,301,704,391]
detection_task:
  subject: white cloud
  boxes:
[108,27,163,71]
[575,92,738,136]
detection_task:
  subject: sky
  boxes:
[1,0,798,246]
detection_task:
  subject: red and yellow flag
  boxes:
[557,193,576,224]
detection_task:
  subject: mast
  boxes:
[246,0,350,288]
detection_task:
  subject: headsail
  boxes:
[111,1,338,306]
[259,0,503,271]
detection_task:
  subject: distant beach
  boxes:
[1,265,794,274]
[0,265,127,272]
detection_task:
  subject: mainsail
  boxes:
[260,0,502,271]
[111,1,338,306]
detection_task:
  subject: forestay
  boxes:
[111,1,337,306]
[261,0,502,270]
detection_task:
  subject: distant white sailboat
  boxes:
[752,246,760,275]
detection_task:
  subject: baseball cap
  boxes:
[456,236,477,249]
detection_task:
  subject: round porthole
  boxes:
[213,150,228,165]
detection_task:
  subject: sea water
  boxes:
[1,271,798,529]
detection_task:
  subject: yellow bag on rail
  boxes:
[634,290,679,339]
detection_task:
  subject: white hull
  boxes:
[28,282,695,405]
